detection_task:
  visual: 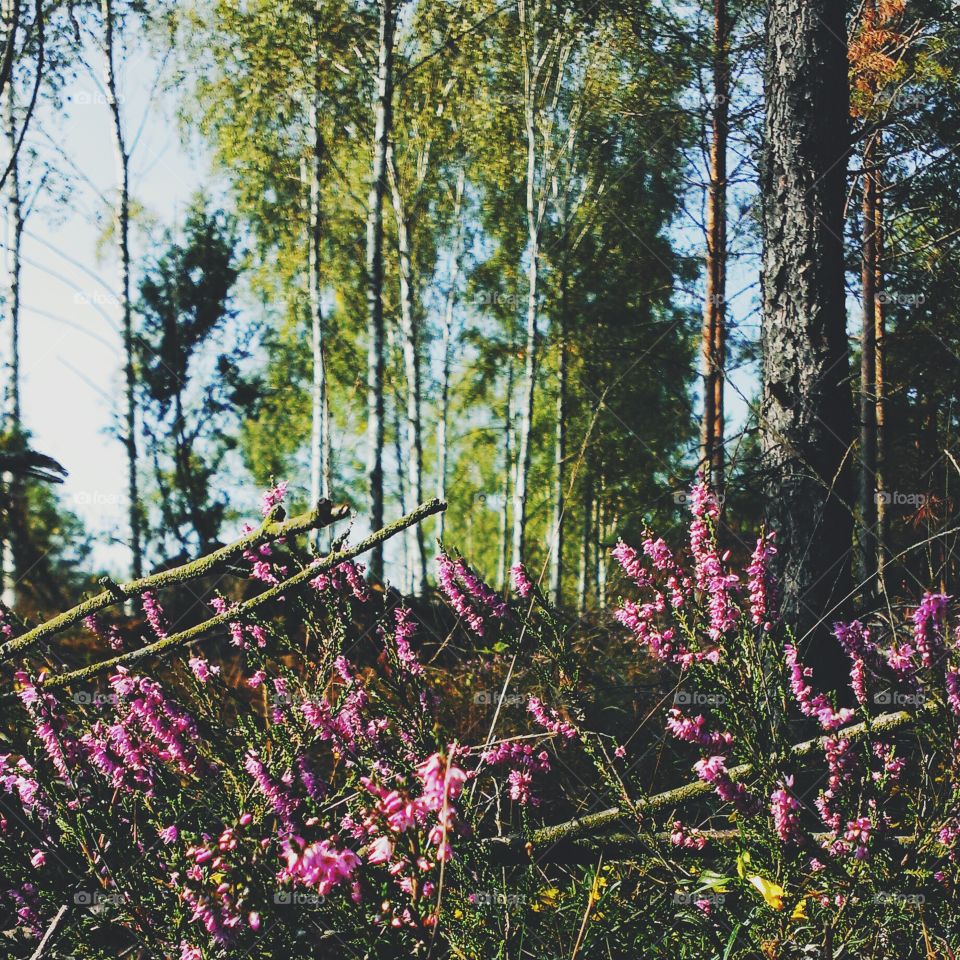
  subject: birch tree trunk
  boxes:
[511,0,540,572]
[760,0,853,685]
[0,0,20,608]
[700,0,728,493]
[387,149,426,594]
[307,0,330,548]
[577,472,592,616]
[101,0,142,580]
[436,169,465,547]
[497,338,514,591]
[365,0,394,583]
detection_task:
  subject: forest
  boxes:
[0,0,959,957]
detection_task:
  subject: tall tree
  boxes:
[100,0,142,579]
[365,0,396,582]
[700,0,729,493]
[760,0,853,680]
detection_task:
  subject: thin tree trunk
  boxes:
[596,473,606,610]
[102,0,142,579]
[387,150,426,594]
[701,0,728,493]
[436,169,465,547]
[512,1,541,572]
[548,272,568,606]
[874,183,887,580]
[497,339,515,591]
[307,0,330,547]
[859,131,879,588]
[577,472,592,616]
[0,0,20,608]
[760,0,853,687]
[365,0,394,583]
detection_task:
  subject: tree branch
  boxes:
[482,706,926,862]
[1,499,352,660]
[37,499,445,689]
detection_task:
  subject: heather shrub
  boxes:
[1,482,958,958]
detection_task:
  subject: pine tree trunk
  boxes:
[307,0,330,547]
[102,0,142,580]
[436,169,465,547]
[859,132,879,588]
[874,184,887,579]
[0,0,20,608]
[387,151,426,594]
[760,0,853,685]
[365,0,394,583]
[701,0,728,493]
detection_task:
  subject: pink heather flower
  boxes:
[247,670,267,689]
[261,480,288,516]
[784,644,854,731]
[666,708,733,752]
[283,838,360,894]
[912,592,950,668]
[160,824,179,844]
[843,816,872,859]
[527,697,577,740]
[614,744,627,759]
[244,752,301,825]
[511,563,535,599]
[947,668,960,716]
[770,776,802,844]
[436,554,508,636]
[670,820,707,850]
[180,944,203,960]
[140,591,168,640]
[29,849,45,869]
[695,898,712,915]
[746,531,778,628]
[694,755,757,814]
[188,656,220,684]
[389,607,422,674]
[367,835,395,865]
[611,540,651,587]
[642,536,676,572]
[687,484,740,640]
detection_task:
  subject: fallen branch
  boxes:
[1,499,351,661]
[483,706,926,862]
[38,499,445,690]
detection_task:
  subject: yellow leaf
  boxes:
[748,875,786,911]
[790,897,809,920]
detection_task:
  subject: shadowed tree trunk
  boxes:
[365,0,395,583]
[760,0,854,688]
[859,131,880,587]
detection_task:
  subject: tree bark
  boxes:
[101,0,142,580]
[436,169,465,548]
[307,0,330,551]
[577,471,592,616]
[0,0,20,608]
[497,335,514,591]
[859,132,879,588]
[387,149,426,594]
[760,0,853,686]
[548,272,568,606]
[700,0,728,493]
[874,184,887,579]
[365,0,394,583]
